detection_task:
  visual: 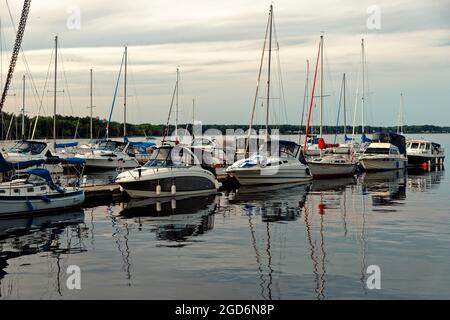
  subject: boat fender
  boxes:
[156,201,161,212]
[156,184,161,196]
[40,195,52,203]
[26,199,34,211]
[171,198,176,210]
[171,184,176,195]
[422,162,427,171]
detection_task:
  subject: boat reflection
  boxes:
[311,176,356,193]
[0,210,86,298]
[226,183,311,300]
[359,170,406,208]
[407,169,444,192]
[118,195,218,245]
[228,182,311,223]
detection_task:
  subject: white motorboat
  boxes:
[0,167,85,216]
[115,144,220,198]
[308,154,357,178]
[2,140,64,173]
[226,140,312,186]
[359,142,407,171]
[75,140,139,170]
[406,139,445,168]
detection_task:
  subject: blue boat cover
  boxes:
[27,168,65,193]
[361,134,372,143]
[0,153,45,173]
[54,142,79,149]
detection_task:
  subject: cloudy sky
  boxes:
[0,0,449,127]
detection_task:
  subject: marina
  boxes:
[0,0,448,303]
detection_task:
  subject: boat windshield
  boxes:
[192,138,213,147]
[8,141,47,155]
[365,148,390,155]
[143,147,197,168]
[262,141,299,158]
[96,141,125,152]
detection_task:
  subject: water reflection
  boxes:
[0,210,85,298]
[118,195,218,245]
[227,183,311,300]
[360,170,407,208]
[407,169,444,192]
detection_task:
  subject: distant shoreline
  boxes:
[1,112,449,139]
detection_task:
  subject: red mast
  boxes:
[303,41,321,152]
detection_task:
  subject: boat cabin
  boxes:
[144,145,200,168]
[6,140,51,157]
[364,143,401,156]
[406,140,444,156]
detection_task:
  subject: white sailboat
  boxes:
[226,5,312,186]
[75,45,139,170]
[0,153,85,216]
[304,36,357,178]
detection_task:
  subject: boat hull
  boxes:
[117,168,219,199]
[308,162,357,178]
[82,157,139,170]
[0,190,85,216]
[360,158,407,171]
[407,155,445,168]
[228,166,312,186]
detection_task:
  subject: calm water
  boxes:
[0,134,448,299]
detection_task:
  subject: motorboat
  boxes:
[308,154,357,178]
[406,139,445,168]
[115,144,220,198]
[359,132,408,171]
[1,140,64,173]
[0,160,85,216]
[359,142,407,171]
[74,139,140,170]
[226,140,313,186]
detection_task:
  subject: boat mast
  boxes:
[298,59,310,145]
[397,93,404,134]
[175,67,179,139]
[21,74,25,139]
[343,73,347,137]
[245,6,270,154]
[265,4,273,142]
[361,38,365,135]
[53,35,58,148]
[90,68,93,141]
[319,35,324,138]
[123,45,127,138]
[192,98,195,139]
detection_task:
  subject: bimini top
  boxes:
[54,141,79,149]
[45,156,86,166]
[0,152,45,173]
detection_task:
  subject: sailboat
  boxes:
[226,5,312,186]
[75,46,140,170]
[2,36,78,174]
[0,152,85,216]
[305,36,357,178]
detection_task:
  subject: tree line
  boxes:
[1,112,449,140]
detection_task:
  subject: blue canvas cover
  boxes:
[0,152,45,173]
